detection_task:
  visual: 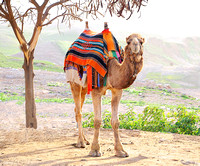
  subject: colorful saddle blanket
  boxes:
[64,29,124,93]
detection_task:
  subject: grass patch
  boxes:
[0,53,63,72]
[84,96,145,106]
[85,98,93,104]
[33,61,63,72]
[0,26,20,56]
[124,86,198,102]
[102,97,111,105]
[146,72,183,88]
[0,92,74,104]
[0,92,24,103]
[180,94,196,100]
[121,100,145,106]
[47,82,65,87]
[101,96,146,106]
[35,98,74,103]
[83,106,200,136]
[0,53,24,69]
[124,86,175,97]
[124,87,144,95]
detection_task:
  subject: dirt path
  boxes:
[0,128,200,166]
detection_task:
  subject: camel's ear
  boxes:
[141,37,145,44]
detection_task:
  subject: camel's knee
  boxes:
[94,119,102,129]
[75,113,82,122]
[111,119,120,130]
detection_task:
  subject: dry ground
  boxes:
[0,68,200,166]
[0,128,200,166]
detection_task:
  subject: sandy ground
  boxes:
[0,68,200,166]
[0,127,200,166]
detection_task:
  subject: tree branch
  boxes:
[29,0,39,9]
[42,0,69,21]
[0,3,8,17]
[14,7,36,21]
[4,0,29,63]
[5,0,13,19]
[28,0,46,47]
[28,25,42,53]
[42,13,82,26]
[0,12,6,19]
[41,0,49,10]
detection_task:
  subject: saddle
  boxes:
[64,26,124,94]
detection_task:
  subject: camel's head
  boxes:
[126,34,145,54]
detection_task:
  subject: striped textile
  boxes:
[64,29,124,94]
[64,30,108,77]
[103,29,124,63]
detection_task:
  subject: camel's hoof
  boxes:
[89,150,101,157]
[115,150,129,158]
[76,142,85,148]
[85,140,90,145]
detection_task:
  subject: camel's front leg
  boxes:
[89,89,102,157]
[81,87,90,145]
[111,89,129,157]
[70,83,88,148]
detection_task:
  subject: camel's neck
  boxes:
[107,46,137,89]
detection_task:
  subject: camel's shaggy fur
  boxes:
[68,33,145,157]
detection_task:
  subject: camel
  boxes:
[67,24,145,157]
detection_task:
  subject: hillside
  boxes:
[144,37,200,67]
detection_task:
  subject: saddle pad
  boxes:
[64,30,107,77]
[64,29,124,94]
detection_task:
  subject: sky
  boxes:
[68,0,200,39]
[8,0,200,39]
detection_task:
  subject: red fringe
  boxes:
[87,65,92,94]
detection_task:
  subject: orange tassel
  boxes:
[87,65,92,94]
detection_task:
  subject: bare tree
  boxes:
[0,0,148,129]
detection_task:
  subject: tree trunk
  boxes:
[23,50,37,129]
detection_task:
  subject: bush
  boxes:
[82,106,200,136]
[167,106,200,135]
[141,106,167,132]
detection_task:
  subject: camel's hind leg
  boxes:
[70,82,89,148]
[111,89,129,157]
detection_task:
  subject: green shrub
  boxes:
[167,106,200,135]
[141,106,167,132]
[82,112,94,128]
[102,110,112,128]
[82,105,200,136]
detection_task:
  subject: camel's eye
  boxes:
[138,39,143,45]
[126,39,132,45]
[139,38,145,45]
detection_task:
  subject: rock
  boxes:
[122,142,128,145]
[81,159,87,161]
[180,160,196,165]
[158,139,166,143]
[107,148,111,151]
